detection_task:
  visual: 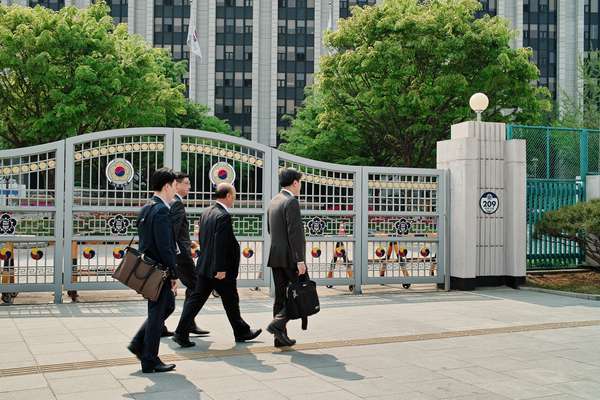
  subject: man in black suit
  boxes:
[128,168,179,373]
[162,172,210,337]
[172,183,261,347]
[266,168,306,347]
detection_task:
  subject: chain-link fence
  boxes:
[508,125,600,269]
[508,125,600,180]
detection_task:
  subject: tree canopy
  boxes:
[0,2,234,148]
[281,0,552,167]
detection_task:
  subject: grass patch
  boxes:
[527,271,600,295]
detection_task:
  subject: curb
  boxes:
[521,285,600,301]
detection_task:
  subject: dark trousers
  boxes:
[132,283,175,368]
[176,274,250,338]
[272,267,297,320]
[175,254,199,329]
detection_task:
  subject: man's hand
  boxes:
[171,279,178,295]
[297,261,307,276]
[215,271,226,280]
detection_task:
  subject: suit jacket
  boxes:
[196,203,240,280]
[170,195,193,262]
[267,191,306,269]
[137,195,178,278]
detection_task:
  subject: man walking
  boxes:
[128,168,179,373]
[163,172,210,337]
[173,183,262,347]
[266,168,306,347]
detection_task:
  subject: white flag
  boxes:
[187,2,202,60]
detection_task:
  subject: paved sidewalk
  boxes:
[1,287,600,399]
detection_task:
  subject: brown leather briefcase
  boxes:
[112,247,168,302]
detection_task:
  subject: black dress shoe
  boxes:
[266,324,295,347]
[142,362,176,373]
[127,343,142,360]
[172,334,196,348]
[235,328,262,343]
[190,326,210,335]
[161,329,175,338]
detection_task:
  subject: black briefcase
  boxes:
[285,273,320,329]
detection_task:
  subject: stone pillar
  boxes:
[437,121,526,290]
[586,175,600,200]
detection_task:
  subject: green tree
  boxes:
[555,51,600,130]
[0,2,233,148]
[281,0,552,167]
[166,100,238,136]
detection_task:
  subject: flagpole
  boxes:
[188,0,197,101]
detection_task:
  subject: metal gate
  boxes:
[0,128,448,302]
[174,129,272,288]
[361,167,447,287]
[63,128,173,293]
[0,141,64,301]
[526,179,585,269]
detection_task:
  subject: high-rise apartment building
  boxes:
[2,0,598,145]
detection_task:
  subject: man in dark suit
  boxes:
[172,183,261,347]
[266,168,306,347]
[162,172,209,337]
[128,168,178,373]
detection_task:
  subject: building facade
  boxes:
[1,0,598,145]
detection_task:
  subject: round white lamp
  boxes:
[469,92,489,122]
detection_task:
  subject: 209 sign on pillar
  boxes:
[479,192,499,214]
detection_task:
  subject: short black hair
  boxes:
[150,168,176,192]
[175,172,190,182]
[279,168,303,187]
[215,183,235,199]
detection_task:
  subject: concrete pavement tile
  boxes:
[362,394,436,400]
[120,372,201,394]
[169,359,245,379]
[328,377,412,397]
[0,388,56,400]
[0,342,28,354]
[526,395,586,400]
[547,380,600,400]
[439,366,514,384]
[369,365,448,383]
[474,378,563,399]
[307,364,380,382]
[0,350,35,365]
[207,389,285,400]
[193,375,267,395]
[406,378,489,399]
[24,335,79,346]
[237,362,309,381]
[48,372,123,395]
[504,367,588,385]
[33,351,95,365]
[288,390,363,400]
[406,354,475,371]
[0,375,48,393]
[54,389,130,400]
[440,393,513,400]
[28,342,87,355]
[262,375,340,396]
[45,367,113,381]
[130,389,212,400]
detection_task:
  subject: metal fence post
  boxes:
[580,129,589,200]
[546,128,551,179]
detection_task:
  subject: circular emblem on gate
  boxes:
[375,247,386,258]
[306,217,327,236]
[108,214,131,235]
[106,158,134,187]
[479,192,499,215]
[394,218,412,236]
[209,162,236,186]
[242,247,254,258]
[0,213,17,235]
[31,247,44,261]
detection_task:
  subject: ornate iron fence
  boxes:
[0,128,448,303]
